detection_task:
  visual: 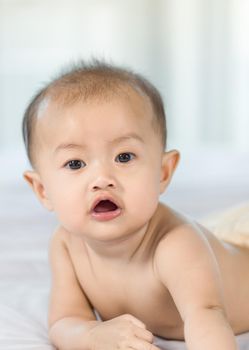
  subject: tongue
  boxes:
[94,200,117,213]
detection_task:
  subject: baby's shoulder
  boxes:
[49,225,71,248]
[49,226,90,274]
[155,202,197,238]
[154,203,209,256]
[48,226,71,263]
[50,226,88,255]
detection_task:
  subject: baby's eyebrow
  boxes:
[54,143,85,154]
[54,133,145,154]
[109,133,145,145]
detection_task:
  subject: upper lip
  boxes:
[90,194,121,213]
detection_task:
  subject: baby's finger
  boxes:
[129,338,161,350]
[134,326,154,343]
[121,313,146,329]
[151,345,161,350]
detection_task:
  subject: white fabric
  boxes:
[154,333,249,349]
[0,284,53,350]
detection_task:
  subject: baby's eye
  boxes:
[115,153,135,163]
[65,160,86,170]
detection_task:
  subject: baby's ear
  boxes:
[23,170,53,211]
[160,150,180,194]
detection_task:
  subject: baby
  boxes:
[22,60,249,350]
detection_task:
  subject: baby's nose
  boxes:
[91,175,116,191]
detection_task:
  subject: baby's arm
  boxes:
[154,224,237,350]
[48,226,159,350]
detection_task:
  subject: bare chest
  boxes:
[70,251,183,338]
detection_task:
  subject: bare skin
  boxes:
[24,90,245,349]
[45,198,248,350]
[49,203,249,341]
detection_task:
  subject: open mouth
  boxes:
[91,199,121,221]
[93,200,118,213]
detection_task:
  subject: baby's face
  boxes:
[33,90,170,242]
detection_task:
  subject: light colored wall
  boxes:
[0,0,249,157]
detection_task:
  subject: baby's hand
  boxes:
[87,313,160,350]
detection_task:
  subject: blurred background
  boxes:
[0,0,249,216]
[0,3,249,347]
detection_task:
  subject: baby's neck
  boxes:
[83,222,150,264]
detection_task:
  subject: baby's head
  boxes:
[23,60,167,168]
[22,60,179,240]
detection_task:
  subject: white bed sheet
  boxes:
[1,150,249,349]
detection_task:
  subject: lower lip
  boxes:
[91,208,122,222]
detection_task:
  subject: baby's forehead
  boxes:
[35,93,154,152]
[37,97,51,119]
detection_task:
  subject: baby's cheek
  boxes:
[129,184,159,216]
[50,187,76,217]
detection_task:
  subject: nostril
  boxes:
[92,182,115,191]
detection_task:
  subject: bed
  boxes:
[1,150,249,349]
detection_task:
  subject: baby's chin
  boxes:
[70,219,147,244]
